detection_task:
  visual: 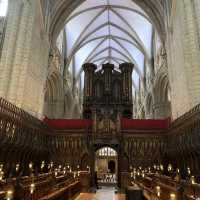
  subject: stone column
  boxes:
[0,0,22,97]
[7,1,34,104]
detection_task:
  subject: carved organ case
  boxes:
[83,63,134,129]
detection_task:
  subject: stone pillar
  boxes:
[166,0,200,118]
[7,1,34,104]
[0,0,22,97]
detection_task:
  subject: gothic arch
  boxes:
[153,69,172,118]
[44,71,65,118]
[145,93,154,119]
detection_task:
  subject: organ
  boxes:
[83,62,134,120]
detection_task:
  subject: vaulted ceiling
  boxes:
[50,0,165,91]
[50,0,165,42]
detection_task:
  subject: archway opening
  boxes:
[95,146,118,185]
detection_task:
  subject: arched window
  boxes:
[97,147,117,157]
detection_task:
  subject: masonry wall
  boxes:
[166,0,200,119]
[0,0,50,117]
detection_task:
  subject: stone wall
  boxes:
[166,0,200,119]
[0,0,50,117]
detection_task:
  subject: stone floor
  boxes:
[75,186,125,200]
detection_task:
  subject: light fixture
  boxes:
[54,168,58,176]
[41,161,45,170]
[63,167,66,175]
[156,186,161,197]
[131,172,133,178]
[16,163,20,172]
[142,171,145,178]
[170,193,176,200]
[50,161,53,168]
[30,183,35,194]
[168,164,172,172]
[29,162,33,169]
[191,176,195,184]
[0,171,4,181]
[187,167,191,175]
[6,190,13,200]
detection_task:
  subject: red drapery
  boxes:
[121,118,170,130]
[43,117,170,131]
[43,117,92,130]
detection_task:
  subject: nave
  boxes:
[75,187,125,200]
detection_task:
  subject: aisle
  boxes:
[75,186,125,200]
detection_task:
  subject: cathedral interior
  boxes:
[0,0,200,199]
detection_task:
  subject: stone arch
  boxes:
[153,69,172,119]
[44,71,65,118]
[145,93,154,119]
